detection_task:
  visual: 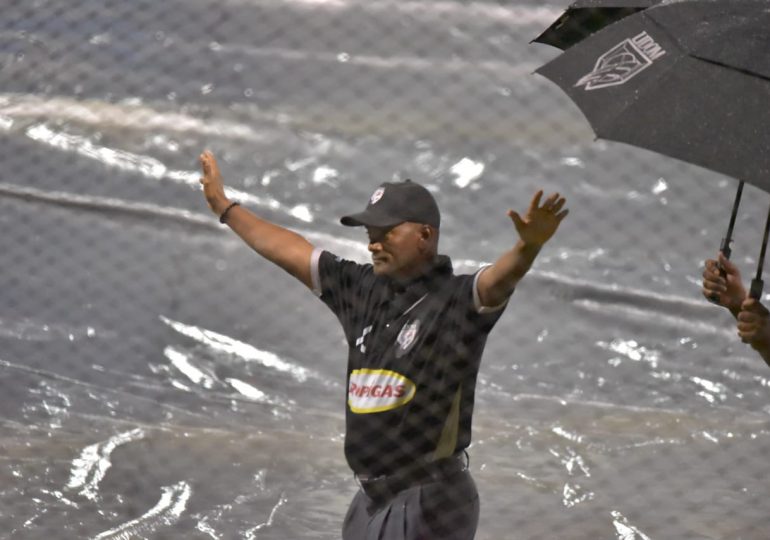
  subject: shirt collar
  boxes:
[385,255,453,296]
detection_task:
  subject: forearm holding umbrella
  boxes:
[702,254,746,318]
[737,299,770,368]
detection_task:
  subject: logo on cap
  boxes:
[370,187,385,205]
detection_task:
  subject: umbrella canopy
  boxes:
[535,0,770,194]
[532,0,661,50]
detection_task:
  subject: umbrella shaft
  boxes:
[751,205,770,299]
[721,181,745,259]
[757,206,770,278]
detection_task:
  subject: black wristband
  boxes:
[219,201,240,224]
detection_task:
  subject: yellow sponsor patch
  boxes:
[348,369,416,414]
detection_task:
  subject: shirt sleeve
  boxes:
[449,268,509,335]
[472,265,511,314]
[310,248,373,340]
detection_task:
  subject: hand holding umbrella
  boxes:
[702,253,746,316]
[737,298,770,365]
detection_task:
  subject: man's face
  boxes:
[366,222,426,279]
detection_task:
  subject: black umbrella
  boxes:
[535,0,770,297]
[534,0,745,288]
[532,0,661,50]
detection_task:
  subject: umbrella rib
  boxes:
[690,54,770,84]
[645,9,770,83]
[643,14,768,83]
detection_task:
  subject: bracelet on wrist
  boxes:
[219,201,240,224]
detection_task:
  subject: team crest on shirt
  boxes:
[370,187,385,205]
[396,319,420,357]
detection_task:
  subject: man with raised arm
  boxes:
[702,253,770,367]
[199,150,568,540]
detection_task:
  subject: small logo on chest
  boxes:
[395,319,420,357]
[355,325,373,353]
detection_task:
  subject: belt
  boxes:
[355,451,469,501]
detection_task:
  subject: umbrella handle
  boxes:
[717,241,731,279]
[709,182,745,302]
[720,236,733,262]
[708,244,731,303]
[750,278,764,300]
[718,182,744,277]
[709,236,734,302]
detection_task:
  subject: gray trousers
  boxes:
[342,469,479,540]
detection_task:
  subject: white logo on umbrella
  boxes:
[576,31,666,91]
[370,187,385,205]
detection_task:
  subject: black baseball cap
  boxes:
[340,180,440,228]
